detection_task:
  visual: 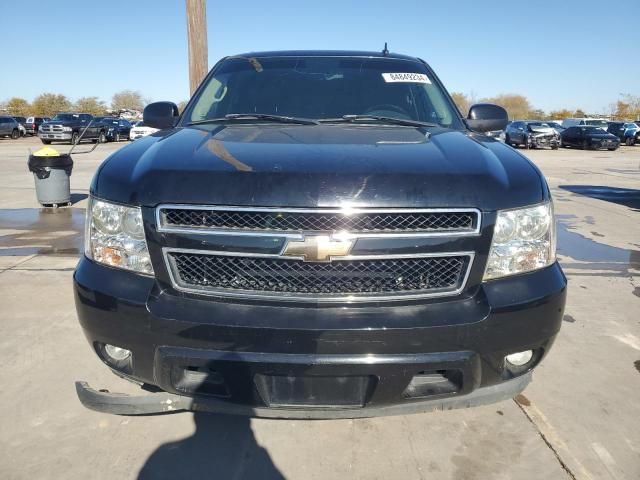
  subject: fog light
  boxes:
[505,350,533,367]
[104,344,131,362]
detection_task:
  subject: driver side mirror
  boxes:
[143,101,179,129]
[466,104,509,133]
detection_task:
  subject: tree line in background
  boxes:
[0,91,187,118]
[450,92,640,121]
[2,90,639,122]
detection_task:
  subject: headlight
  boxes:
[483,202,555,281]
[85,197,154,275]
[62,126,72,132]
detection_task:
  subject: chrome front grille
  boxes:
[40,124,64,133]
[158,206,479,235]
[166,250,471,300]
[158,205,479,302]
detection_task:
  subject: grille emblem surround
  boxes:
[282,235,354,262]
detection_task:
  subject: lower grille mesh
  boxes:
[168,252,468,297]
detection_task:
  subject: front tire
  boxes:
[114,132,120,142]
[71,132,79,145]
[11,129,19,139]
[98,131,106,143]
[625,137,634,146]
[41,139,52,145]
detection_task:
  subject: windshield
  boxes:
[184,56,462,128]
[585,120,608,127]
[52,114,80,121]
[528,122,550,128]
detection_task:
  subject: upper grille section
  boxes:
[158,206,479,235]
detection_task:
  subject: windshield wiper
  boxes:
[319,115,437,128]
[187,114,319,126]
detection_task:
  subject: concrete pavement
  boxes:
[0,136,638,479]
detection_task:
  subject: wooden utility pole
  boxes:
[186,0,208,95]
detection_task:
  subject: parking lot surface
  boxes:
[0,136,638,479]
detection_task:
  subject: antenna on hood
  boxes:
[382,42,389,56]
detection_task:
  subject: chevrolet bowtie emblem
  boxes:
[282,235,354,262]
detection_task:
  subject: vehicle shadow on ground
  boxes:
[559,185,640,211]
[137,412,285,480]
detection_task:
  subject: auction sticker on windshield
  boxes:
[382,73,431,84]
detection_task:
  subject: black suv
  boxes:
[39,113,107,144]
[74,51,566,418]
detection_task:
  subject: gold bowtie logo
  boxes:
[282,235,354,262]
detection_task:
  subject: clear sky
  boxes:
[2,0,636,114]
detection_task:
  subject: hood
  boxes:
[44,119,80,126]
[93,125,546,211]
[529,126,555,135]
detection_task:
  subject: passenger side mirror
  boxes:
[143,101,179,129]
[466,104,509,133]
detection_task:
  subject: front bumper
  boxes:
[76,372,531,418]
[74,258,566,416]
[531,136,559,148]
[591,141,619,150]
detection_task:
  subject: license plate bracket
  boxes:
[254,374,375,408]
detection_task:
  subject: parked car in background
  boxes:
[0,116,21,139]
[39,113,106,145]
[129,120,159,140]
[505,121,559,149]
[25,116,50,135]
[97,117,132,142]
[561,118,609,129]
[545,121,565,134]
[607,122,639,146]
[560,126,619,150]
[12,117,27,136]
